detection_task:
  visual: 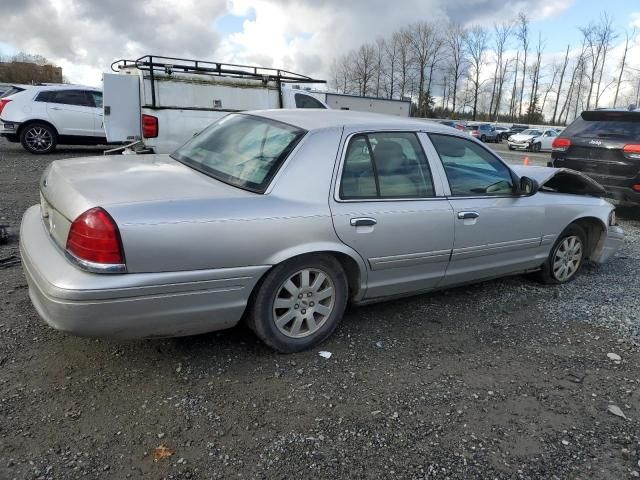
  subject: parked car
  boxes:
[529,128,560,152]
[0,85,106,154]
[510,124,530,135]
[493,125,512,141]
[507,128,543,150]
[438,120,465,131]
[465,123,499,142]
[20,110,623,352]
[550,108,640,205]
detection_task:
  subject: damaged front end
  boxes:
[512,165,607,197]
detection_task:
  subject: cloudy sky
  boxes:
[1,0,639,92]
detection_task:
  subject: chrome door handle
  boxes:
[350,217,377,227]
[457,211,480,220]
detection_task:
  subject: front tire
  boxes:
[480,135,486,142]
[247,255,348,353]
[20,122,57,154]
[532,142,541,152]
[534,224,587,284]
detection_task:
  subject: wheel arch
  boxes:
[570,216,607,260]
[261,244,368,302]
[18,119,59,138]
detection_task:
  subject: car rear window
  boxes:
[171,113,306,193]
[563,111,640,140]
[0,86,25,99]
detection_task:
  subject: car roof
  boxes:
[247,109,453,133]
[21,84,100,92]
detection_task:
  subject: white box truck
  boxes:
[103,55,329,154]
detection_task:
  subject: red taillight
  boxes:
[142,114,158,138]
[552,137,571,152]
[0,98,12,116]
[623,144,640,159]
[66,207,124,265]
[632,184,640,192]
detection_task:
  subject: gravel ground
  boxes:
[1,137,640,479]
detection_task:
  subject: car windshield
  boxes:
[563,112,640,140]
[520,129,540,135]
[171,114,306,193]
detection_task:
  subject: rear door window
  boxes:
[340,132,435,199]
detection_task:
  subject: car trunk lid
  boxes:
[39,154,254,249]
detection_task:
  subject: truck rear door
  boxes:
[103,73,141,143]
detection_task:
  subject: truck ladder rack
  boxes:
[111,55,326,108]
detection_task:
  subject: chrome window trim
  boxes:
[332,129,447,203]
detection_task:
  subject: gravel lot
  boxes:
[1,137,639,479]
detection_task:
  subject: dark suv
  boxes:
[550,109,640,205]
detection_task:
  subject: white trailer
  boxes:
[323,92,411,117]
[103,55,328,154]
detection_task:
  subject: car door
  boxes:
[330,130,454,299]
[87,91,105,138]
[46,89,96,136]
[540,129,557,150]
[426,133,546,286]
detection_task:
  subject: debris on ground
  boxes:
[0,224,8,244]
[607,352,622,362]
[607,404,628,420]
[318,351,332,359]
[153,445,174,461]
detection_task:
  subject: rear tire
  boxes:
[20,122,57,154]
[247,255,348,353]
[533,224,587,284]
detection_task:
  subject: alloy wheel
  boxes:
[25,127,53,152]
[552,235,583,282]
[272,268,335,338]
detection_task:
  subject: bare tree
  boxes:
[445,22,467,116]
[352,43,377,96]
[551,44,570,124]
[516,12,530,118]
[509,51,519,121]
[489,21,512,118]
[527,33,545,121]
[396,29,412,99]
[580,13,615,109]
[407,21,441,116]
[464,25,489,121]
[374,37,386,97]
[383,33,400,99]
[613,29,634,107]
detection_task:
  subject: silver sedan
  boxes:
[20,110,624,352]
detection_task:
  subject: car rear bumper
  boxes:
[20,205,269,339]
[0,118,20,137]
[593,225,624,264]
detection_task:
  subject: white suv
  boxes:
[0,85,106,154]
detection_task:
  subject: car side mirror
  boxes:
[520,176,539,195]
